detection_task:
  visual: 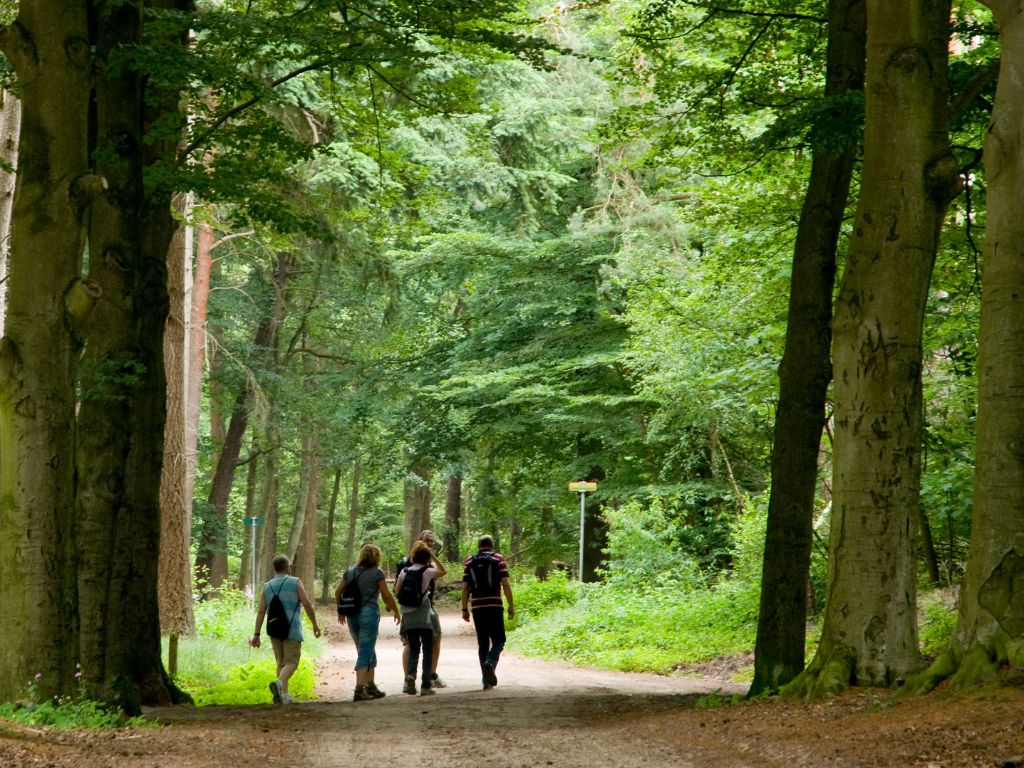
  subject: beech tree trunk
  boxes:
[0,89,20,338]
[75,0,192,710]
[320,467,342,601]
[403,465,431,551]
[0,0,91,702]
[908,1,1024,692]
[345,457,362,569]
[444,473,462,563]
[750,0,866,697]
[788,0,960,699]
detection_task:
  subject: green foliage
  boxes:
[0,673,146,729]
[506,570,580,630]
[919,590,958,659]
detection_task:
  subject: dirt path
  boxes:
[1,609,1021,767]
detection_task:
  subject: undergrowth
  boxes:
[0,671,146,729]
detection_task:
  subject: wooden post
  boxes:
[168,632,179,677]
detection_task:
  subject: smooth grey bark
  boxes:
[750,0,866,697]
[320,467,342,601]
[906,0,1024,693]
[0,0,91,702]
[787,0,960,699]
[0,89,20,338]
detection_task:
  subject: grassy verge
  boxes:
[508,572,761,674]
[165,588,324,706]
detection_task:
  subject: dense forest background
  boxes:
[1,0,1021,714]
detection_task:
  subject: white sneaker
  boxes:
[282,693,296,704]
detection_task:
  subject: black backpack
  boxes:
[467,551,501,597]
[266,578,298,639]
[337,568,365,617]
[396,566,426,608]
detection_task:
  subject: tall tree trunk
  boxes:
[403,464,431,551]
[908,0,1024,692]
[295,462,319,589]
[158,192,196,637]
[788,0,960,699]
[75,0,193,711]
[345,457,362,569]
[0,0,91,703]
[238,436,260,592]
[183,217,213,513]
[750,0,866,697]
[0,88,20,338]
[257,429,281,582]
[196,252,292,590]
[284,436,315,561]
[320,467,342,601]
[444,473,462,563]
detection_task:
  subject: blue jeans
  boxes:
[348,604,380,670]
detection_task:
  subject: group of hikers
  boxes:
[250,530,515,703]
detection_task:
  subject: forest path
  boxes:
[2,609,1021,767]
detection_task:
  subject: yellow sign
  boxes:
[567,481,597,493]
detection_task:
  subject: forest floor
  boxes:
[1,608,1022,768]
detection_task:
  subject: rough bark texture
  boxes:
[75,0,192,710]
[906,1,1024,694]
[749,0,866,697]
[184,219,213,518]
[0,0,91,702]
[158,194,196,637]
[787,0,960,699]
[0,89,20,338]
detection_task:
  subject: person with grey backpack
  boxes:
[395,543,440,695]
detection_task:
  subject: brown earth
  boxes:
[1,609,1021,768]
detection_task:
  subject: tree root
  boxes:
[781,651,854,701]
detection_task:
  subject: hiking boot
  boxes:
[420,685,435,696]
[366,683,386,699]
[482,661,498,687]
[482,683,493,691]
[430,673,447,689]
[269,680,283,705]
[403,675,417,695]
[353,685,374,702]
